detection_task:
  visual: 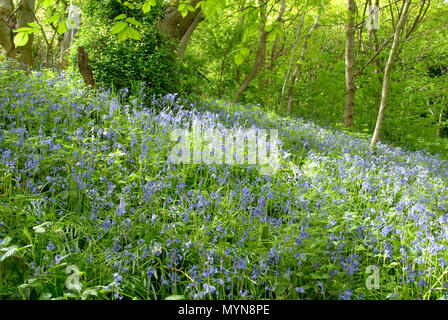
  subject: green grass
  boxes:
[1,62,448,300]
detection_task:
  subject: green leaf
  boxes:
[114,14,127,20]
[310,273,330,279]
[42,0,54,8]
[165,295,185,300]
[63,292,78,299]
[46,13,62,24]
[267,31,277,42]
[0,246,18,262]
[81,288,98,300]
[275,26,285,37]
[14,26,34,33]
[126,17,142,27]
[234,52,244,66]
[111,21,128,34]
[142,1,152,13]
[201,1,217,17]
[264,24,274,32]
[123,1,135,9]
[240,47,250,57]
[57,21,67,34]
[0,237,12,247]
[126,26,141,40]
[13,32,29,47]
[195,1,203,9]
[39,292,52,300]
[28,22,39,30]
[117,29,128,41]
[142,3,151,13]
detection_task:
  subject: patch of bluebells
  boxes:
[1,60,448,300]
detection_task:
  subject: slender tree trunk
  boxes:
[235,31,267,101]
[369,0,411,151]
[218,45,232,97]
[16,0,35,67]
[436,99,445,138]
[235,0,286,102]
[280,11,305,107]
[0,0,15,59]
[60,4,81,64]
[177,10,204,59]
[59,28,77,63]
[356,0,368,58]
[158,0,204,58]
[367,0,382,108]
[257,0,267,101]
[235,0,246,87]
[286,15,319,115]
[269,34,279,72]
[405,0,429,40]
[344,0,356,129]
[235,0,268,101]
[369,0,382,77]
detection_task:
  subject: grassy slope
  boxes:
[0,62,447,300]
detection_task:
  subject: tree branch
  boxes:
[354,34,394,78]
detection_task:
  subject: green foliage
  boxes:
[1,63,448,300]
[72,0,196,97]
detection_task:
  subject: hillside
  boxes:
[1,63,448,300]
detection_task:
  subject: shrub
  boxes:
[71,0,192,98]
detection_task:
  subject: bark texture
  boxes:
[369,0,411,151]
[235,0,286,102]
[344,0,356,129]
[286,15,319,115]
[0,0,15,58]
[158,0,204,58]
[16,0,35,67]
[177,10,204,59]
[77,46,96,89]
[280,11,305,105]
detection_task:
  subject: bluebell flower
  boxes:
[46,241,55,251]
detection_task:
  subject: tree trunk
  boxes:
[59,28,77,63]
[177,10,204,59]
[286,15,319,115]
[269,34,279,72]
[436,98,445,138]
[235,0,246,88]
[60,4,81,64]
[369,0,411,151]
[280,11,305,107]
[158,0,204,58]
[368,0,382,77]
[0,0,15,59]
[77,46,96,89]
[218,45,232,98]
[257,0,267,101]
[344,0,356,129]
[235,0,285,102]
[16,0,35,67]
